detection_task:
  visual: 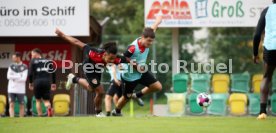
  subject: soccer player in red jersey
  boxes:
[56,28,129,117]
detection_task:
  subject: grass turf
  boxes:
[0,116,275,133]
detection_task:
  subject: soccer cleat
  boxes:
[132,93,144,107]
[257,113,267,120]
[66,73,75,90]
[111,109,122,117]
[47,108,53,117]
[96,112,106,117]
[135,98,144,107]
[106,112,111,117]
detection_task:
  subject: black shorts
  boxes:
[122,71,158,98]
[83,45,103,89]
[8,93,25,104]
[84,72,102,89]
[263,47,276,66]
[106,80,123,97]
[34,79,51,100]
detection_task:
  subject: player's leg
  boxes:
[43,100,53,117]
[77,77,93,91]
[41,81,53,117]
[43,91,53,117]
[105,81,117,116]
[34,82,43,116]
[85,72,106,117]
[114,83,123,105]
[260,64,274,104]
[105,94,113,116]
[133,72,162,99]
[66,73,93,91]
[112,95,129,116]
[19,104,24,117]
[8,93,15,117]
[258,49,276,120]
[94,85,105,116]
[135,82,162,96]
[9,102,15,117]
[43,100,51,109]
[113,94,119,105]
[258,63,275,119]
[67,70,105,116]
[65,45,98,91]
[112,79,138,116]
[36,99,43,116]
[17,94,25,117]
[117,95,130,109]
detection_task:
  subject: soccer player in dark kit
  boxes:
[28,48,56,117]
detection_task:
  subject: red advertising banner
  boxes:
[15,44,72,68]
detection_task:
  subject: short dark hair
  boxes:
[32,48,42,55]
[13,52,22,59]
[102,42,117,54]
[142,27,155,39]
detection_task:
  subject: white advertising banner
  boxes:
[145,0,272,27]
[0,0,89,36]
[0,44,14,68]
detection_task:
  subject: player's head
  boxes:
[12,52,22,63]
[31,48,42,59]
[141,27,155,48]
[102,42,118,63]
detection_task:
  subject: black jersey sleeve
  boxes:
[123,45,135,58]
[253,7,268,56]
[116,55,129,63]
[52,72,56,84]
[48,60,56,84]
[83,44,104,55]
[28,59,34,84]
[89,45,105,53]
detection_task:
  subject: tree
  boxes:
[208,28,263,74]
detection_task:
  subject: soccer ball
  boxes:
[196,92,212,107]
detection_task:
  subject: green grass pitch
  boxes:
[0,116,275,133]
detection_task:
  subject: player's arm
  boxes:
[17,68,28,82]
[7,67,20,80]
[118,46,145,71]
[253,7,268,63]
[113,45,134,64]
[28,60,34,90]
[118,45,136,63]
[52,72,56,84]
[123,45,135,58]
[116,55,143,71]
[7,66,20,80]
[111,64,121,86]
[48,60,57,91]
[55,28,86,48]
[150,16,162,32]
[51,72,56,91]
